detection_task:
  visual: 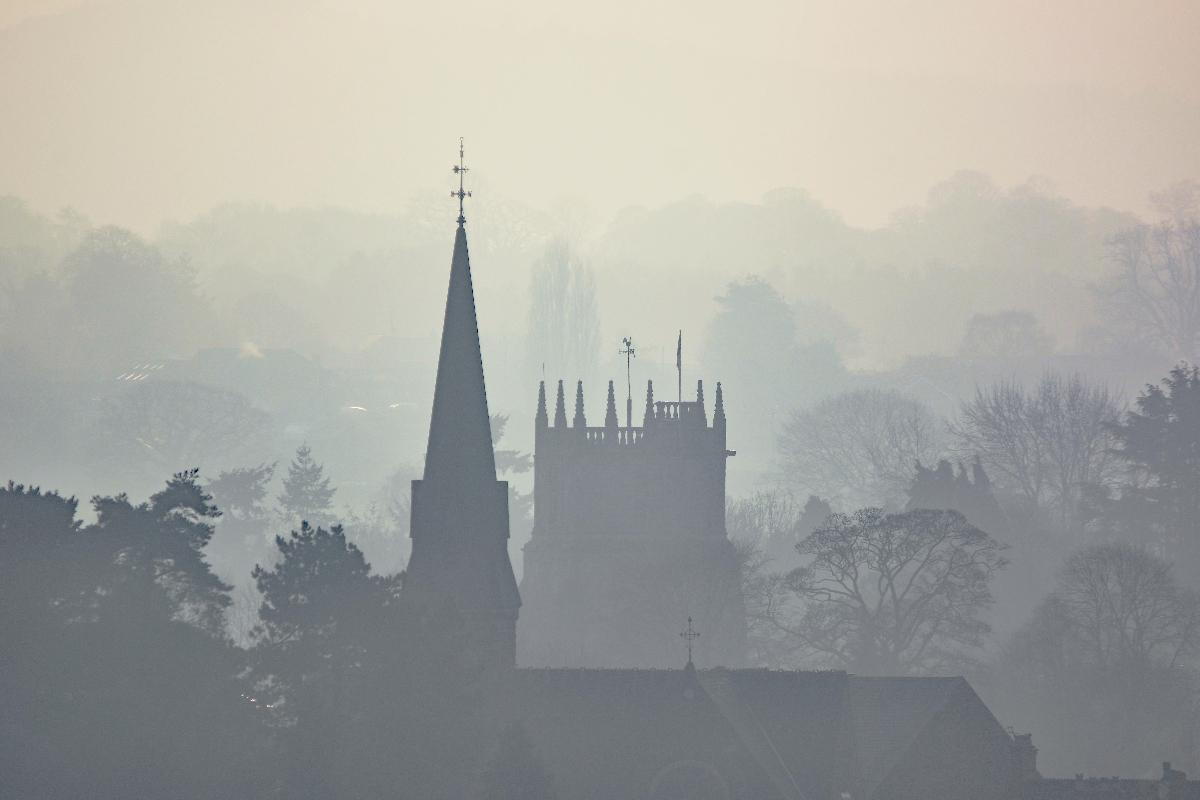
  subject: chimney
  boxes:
[1011,733,1039,782]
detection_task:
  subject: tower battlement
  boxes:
[537,378,727,444]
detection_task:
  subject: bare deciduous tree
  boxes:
[782,508,1007,675]
[998,543,1200,774]
[1056,543,1200,669]
[952,372,1122,535]
[779,389,945,509]
[1105,218,1200,361]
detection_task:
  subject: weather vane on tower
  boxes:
[452,137,471,225]
[619,337,636,429]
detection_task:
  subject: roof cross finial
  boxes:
[680,616,700,666]
[451,137,471,225]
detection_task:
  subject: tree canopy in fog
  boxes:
[959,311,1054,361]
[93,381,272,492]
[778,389,943,509]
[1000,542,1200,775]
[1103,184,1200,361]
[952,372,1122,535]
[524,238,600,384]
[782,507,1006,675]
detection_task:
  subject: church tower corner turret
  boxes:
[604,381,619,430]
[535,380,548,430]
[573,381,587,430]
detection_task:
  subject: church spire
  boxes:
[421,162,495,485]
[405,142,519,671]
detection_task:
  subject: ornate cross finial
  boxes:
[680,616,700,665]
[451,137,471,225]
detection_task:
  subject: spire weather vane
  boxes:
[680,616,700,665]
[452,137,471,224]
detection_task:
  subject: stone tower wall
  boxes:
[519,380,746,668]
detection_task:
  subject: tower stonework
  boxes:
[518,379,746,668]
[403,209,520,670]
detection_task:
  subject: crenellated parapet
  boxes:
[536,378,729,450]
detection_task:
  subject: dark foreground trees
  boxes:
[1,468,499,800]
[251,521,403,798]
[0,472,267,800]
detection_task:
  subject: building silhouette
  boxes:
[401,202,520,670]
[402,146,1031,799]
[519,376,747,667]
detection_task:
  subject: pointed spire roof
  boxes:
[535,380,548,427]
[714,381,726,425]
[573,381,587,428]
[422,222,497,485]
[644,379,655,426]
[553,379,568,427]
[605,380,619,429]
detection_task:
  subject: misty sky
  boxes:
[1,0,1197,232]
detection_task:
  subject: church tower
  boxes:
[519,378,746,668]
[403,141,520,669]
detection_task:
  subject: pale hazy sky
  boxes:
[1,0,1198,231]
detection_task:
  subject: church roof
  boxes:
[422,221,497,487]
[847,675,974,798]
[495,668,1017,800]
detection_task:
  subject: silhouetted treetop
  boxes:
[786,507,1007,675]
[208,462,276,521]
[277,443,336,528]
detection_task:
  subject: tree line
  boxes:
[0,467,550,800]
[728,363,1200,775]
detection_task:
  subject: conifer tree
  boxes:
[277,444,336,528]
